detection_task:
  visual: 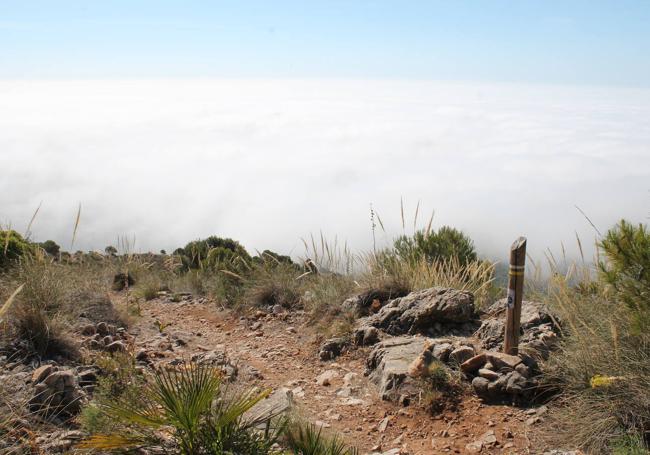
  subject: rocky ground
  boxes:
[1,286,573,454]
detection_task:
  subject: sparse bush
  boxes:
[242,263,304,309]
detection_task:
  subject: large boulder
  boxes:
[358,287,477,337]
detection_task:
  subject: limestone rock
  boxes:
[358,287,476,337]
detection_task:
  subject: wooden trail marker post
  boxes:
[504,236,527,355]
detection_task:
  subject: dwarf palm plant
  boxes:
[80,363,281,454]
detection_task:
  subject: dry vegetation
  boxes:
[0,209,648,453]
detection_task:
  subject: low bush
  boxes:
[0,230,33,270]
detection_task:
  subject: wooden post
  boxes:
[504,237,527,355]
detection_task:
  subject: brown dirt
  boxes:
[124,295,537,454]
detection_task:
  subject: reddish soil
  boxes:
[125,296,536,454]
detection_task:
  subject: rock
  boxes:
[354,326,380,346]
[319,338,347,361]
[366,336,429,402]
[96,322,109,336]
[476,299,560,359]
[250,321,262,331]
[460,353,486,373]
[485,351,522,371]
[478,368,500,381]
[32,365,55,384]
[449,346,475,365]
[359,287,476,336]
[102,335,114,346]
[316,370,339,386]
[472,376,490,396]
[342,288,409,317]
[407,348,435,378]
[272,304,284,314]
[343,372,358,387]
[135,349,149,361]
[105,341,126,353]
[245,387,294,427]
[465,430,498,453]
[505,371,527,395]
[378,416,391,433]
[77,369,98,390]
[515,363,531,378]
[431,343,454,362]
[30,369,82,416]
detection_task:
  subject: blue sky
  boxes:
[2,1,650,86]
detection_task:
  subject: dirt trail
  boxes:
[126,295,536,454]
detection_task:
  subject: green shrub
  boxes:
[38,240,60,257]
[179,236,251,271]
[393,226,477,265]
[0,230,33,269]
[599,220,650,335]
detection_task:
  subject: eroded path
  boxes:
[127,295,537,454]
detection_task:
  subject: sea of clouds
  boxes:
[1,79,649,264]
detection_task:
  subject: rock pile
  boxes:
[461,351,539,402]
[80,321,129,353]
[29,365,83,417]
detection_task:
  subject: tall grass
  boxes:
[539,222,650,453]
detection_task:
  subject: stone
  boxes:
[96,322,109,336]
[366,336,429,402]
[354,326,380,346]
[449,346,475,365]
[476,299,560,357]
[102,335,113,346]
[319,338,347,361]
[250,321,262,331]
[105,341,126,353]
[316,369,339,386]
[515,363,531,378]
[359,287,476,336]
[485,351,522,371]
[460,353,486,374]
[342,288,409,317]
[32,365,55,384]
[378,416,391,433]
[431,343,454,362]
[472,376,490,396]
[478,368,500,381]
[505,371,527,395]
[245,387,294,428]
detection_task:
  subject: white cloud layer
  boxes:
[1,79,649,263]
